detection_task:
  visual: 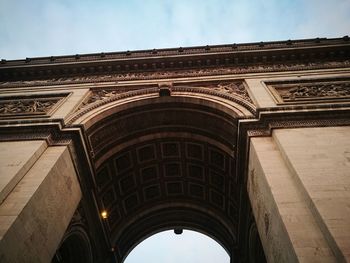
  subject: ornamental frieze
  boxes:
[1,60,350,88]
[0,93,68,118]
[267,79,350,104]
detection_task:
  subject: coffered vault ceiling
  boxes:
[84,96,244,260]
[96,137,238,259]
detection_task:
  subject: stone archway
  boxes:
[73,87,259,262]
[96,137,237,261]
[52,226,94,263]
[1,37,350,263]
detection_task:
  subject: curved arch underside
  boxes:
[96,138,238,261]
[85,96,251,261]
[52,227,94,263]
[86,97,242,165]
[119,208,234,261]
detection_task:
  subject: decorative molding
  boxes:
[172,86,255,112]
[79,88,139,109]
[185,81,253,103]
[246,118,350,138]
[0,126,72,146]
[68,81,255,125]
[1,60,350,88]
[215,82,251,101]
[85,89,129,105]
[1,37,349,85]
[1,37,347,67]
[269,118,350,129]
[0,93,69,118]
[68,87,159,124]
[266,78,350,104]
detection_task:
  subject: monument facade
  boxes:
[0,37,350,262]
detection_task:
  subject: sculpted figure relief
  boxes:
[0,98,60,115]
[81,81,252,109]
[212,82,252,103]
[275,81,350,101]
[83,89,129,105]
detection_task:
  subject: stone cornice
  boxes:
[1,37,349,67]
[1,37,350,82]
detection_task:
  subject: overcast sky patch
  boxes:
[1,0,349,59]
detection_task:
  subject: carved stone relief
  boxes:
[69,81,255,124]
[205,82,253,103]
[0,93,68,117]
[81,81,252,108]
[80,88,135,108]
[77,87,157,112]
[267,79,350,104]
[85,89,125,104]
[1,60,349,88]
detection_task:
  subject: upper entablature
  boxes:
[1,37,349,66]
[0,37,350,82]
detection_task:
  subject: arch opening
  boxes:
[52,228,93,263]
[96,136,238,261]
[81,94,254,262]
[124,229,230,263]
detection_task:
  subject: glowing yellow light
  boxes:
[101,210,108,219]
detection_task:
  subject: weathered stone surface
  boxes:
[0,37,350,262]
[273,127,350,261]
[0,146,81,263]
[248,136,337,262]
[0,141,47,204]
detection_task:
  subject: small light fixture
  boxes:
[174,228,183,235]
[101,210,108,219]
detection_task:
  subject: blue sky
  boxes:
[0,0,350,60]
[0,0,349,262]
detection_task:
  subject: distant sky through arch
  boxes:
[124,230,230,263]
